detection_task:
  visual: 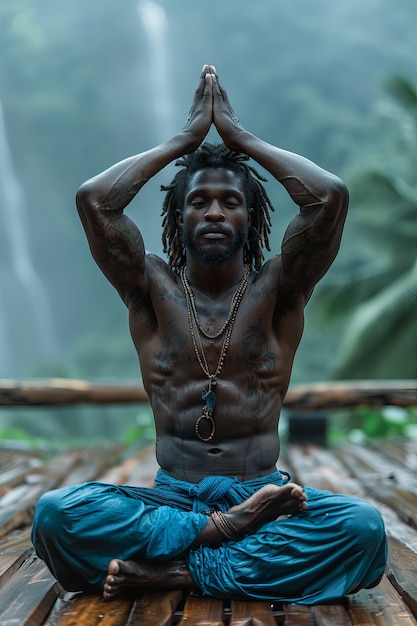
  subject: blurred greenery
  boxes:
[329,405,417,442]
[0,0,416,442]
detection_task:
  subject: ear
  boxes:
[248,207,254,224]
[175,209,183,226]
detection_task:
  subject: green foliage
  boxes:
[330,405,417,442]
[122,407,155,448]
[314,75,417,380]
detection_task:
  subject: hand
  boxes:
[182,65,214,152]
[212,69,244,151]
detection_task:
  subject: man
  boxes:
[32,65,387,604]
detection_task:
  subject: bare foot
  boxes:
[103,558,195,600]
[226,482,307,536]
[193,482,307,546]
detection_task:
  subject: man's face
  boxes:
[177,167,250,268]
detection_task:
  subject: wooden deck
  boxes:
[0,379,416,625]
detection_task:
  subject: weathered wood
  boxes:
[311,603,353,625]
[0,453,39,496]
[44,593,134,626]
[0,378,149,406]
[0,555,61,626]
[283,604,316,625]
[0,448,123,541]
[284,603,353,626]
[127,590,183,626]
[230,600,277,625]
[0,378,415,408]
[347,575,417,625]
[0,528,33,587]
[333,442,417,530]
[387,536,417,619]
[0,422,417,624]
[178,595,224,625]
[284,379,417,409]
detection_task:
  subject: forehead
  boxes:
[186,167,245,196]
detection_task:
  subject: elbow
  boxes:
[75,179,99,218]
[329,175,349,212]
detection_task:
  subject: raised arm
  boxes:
[211,69,349,304]
[76,66,215,305]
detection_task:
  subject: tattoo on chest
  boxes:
[157,321,186,373]
[242,326,275,370]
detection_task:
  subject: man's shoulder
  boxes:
[145,253,176,278]
[253,255,282,284]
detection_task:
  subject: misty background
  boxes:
[0,0,416,441]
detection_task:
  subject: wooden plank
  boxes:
[0,453,38,496]
[0,379,415,408]
[334,443,417,531]
[44,593,134,626]
[178,595,224,625]
[0,379,148,406]
[387,536,417,619]
[230,600,276,625]
[127,590,183,626]
[347,576,417,625]
[98,446,158,487]
[57,447,123,488]
[311,603,353,625]
[0,555,61,626]
[283,604,316,625]
[0,483,48,540]
[284,380,417,409]
[369,440,417,473]
[0,528,33,586]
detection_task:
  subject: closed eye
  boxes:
[224,200,239,208]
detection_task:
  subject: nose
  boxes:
[204,200,225,221]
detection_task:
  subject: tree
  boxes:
[316,76,417,380]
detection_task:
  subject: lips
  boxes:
[203,232,227,239]
[199,227,231,240]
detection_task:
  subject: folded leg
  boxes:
[187,488,387,604]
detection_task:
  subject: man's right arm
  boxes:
[76,66,215,305]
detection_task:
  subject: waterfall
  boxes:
[0,98,59,376]
[138,0,175,143]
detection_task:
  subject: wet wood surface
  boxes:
[0,437,417,624]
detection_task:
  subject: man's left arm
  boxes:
[212,70,349,301]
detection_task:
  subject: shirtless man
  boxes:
[31,66,387,604]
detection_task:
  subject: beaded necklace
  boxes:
[180,265,250,442]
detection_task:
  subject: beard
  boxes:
[181,223,249,268]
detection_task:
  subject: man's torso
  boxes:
[127,255,304,482]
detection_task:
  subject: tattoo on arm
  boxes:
[102,178,142,212]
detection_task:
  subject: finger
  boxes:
[203,72,214,100]
[194,65,210,99]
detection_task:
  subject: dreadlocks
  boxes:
[161,143,275,271]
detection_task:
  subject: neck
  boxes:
[185,257,247,297]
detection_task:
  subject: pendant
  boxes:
[195,409,216,442]
[196,384,217,442]
[202,387,216,414]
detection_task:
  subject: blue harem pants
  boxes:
[31,468,387,604]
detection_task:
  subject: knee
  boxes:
[345,499,386,546]
[32,489,67,542]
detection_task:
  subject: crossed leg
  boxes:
[103,482,306,600]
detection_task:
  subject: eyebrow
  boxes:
[186,186,245,199]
